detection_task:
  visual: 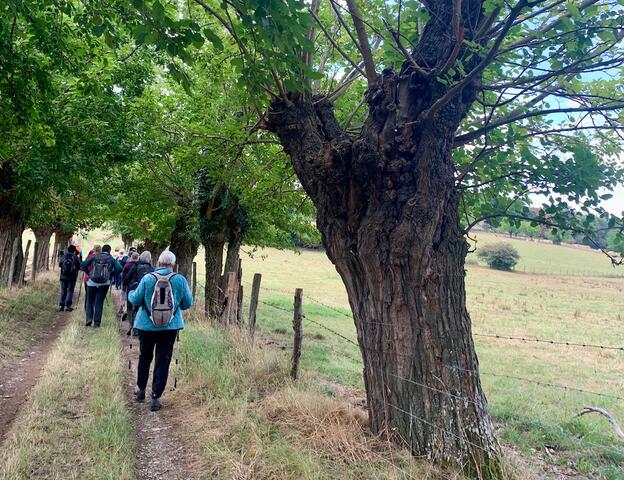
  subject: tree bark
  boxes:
[0,211,25,287]
[204,237,225,318]
[121,233,134,251]
[54,229,73,255]
[169,212,199,283]
[268,56,502,475]
[142,239,169,266]
[223,234,242,278]
[33,226,54,272]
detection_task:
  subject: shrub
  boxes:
[476,243,520,271]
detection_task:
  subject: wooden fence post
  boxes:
[219,272,238,325]
[248,273,262,338]
[7,236,19,289]
[290,288,303,381]
[20,240,31,287]
[192,261,197,302]
[31,241,39,284]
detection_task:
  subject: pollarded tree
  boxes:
[119,0,624,475]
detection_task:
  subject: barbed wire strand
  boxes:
[254,292,624,401]
[251,284,624,352]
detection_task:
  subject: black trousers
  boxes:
[85,284,110,326]
[137,329,178,399]
[59,279,77,308]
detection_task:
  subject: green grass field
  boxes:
[188,241,624,479]
[468,231,623,277]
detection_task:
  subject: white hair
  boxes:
[139,251,152,264]
[158,250,176,267]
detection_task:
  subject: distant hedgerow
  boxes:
[477,243,520,271]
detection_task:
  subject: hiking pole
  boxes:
[172,330,181,390]
[77,271,84,302]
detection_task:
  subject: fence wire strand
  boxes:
[252,284,624,353]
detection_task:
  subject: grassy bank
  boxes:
[0,305,135,479]
[168,318,526,480]
[0,273,58,369]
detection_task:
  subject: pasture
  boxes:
[210,239,624,478]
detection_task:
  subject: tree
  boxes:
[477,242,520,270]
[117,0,624,475]
[0,1,153,285]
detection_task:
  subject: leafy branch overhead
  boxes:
[112,0,624,260]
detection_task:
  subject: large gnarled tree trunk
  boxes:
[196,171,245,320]
[33,226,54,272]
[169,211,199,282]
[268,26,502,473]
[0,210,25,287]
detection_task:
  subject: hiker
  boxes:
[117,247,136,316]
[123,250,154,336]
[128,251,192,411]
[81,244,122,327]
[58,245,82,312]
[114,249,125,289]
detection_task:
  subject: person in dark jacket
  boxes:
[58,245,81,312]
[123,251,154,336]
[81,244,122,327]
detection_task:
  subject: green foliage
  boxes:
[476,242,520,271]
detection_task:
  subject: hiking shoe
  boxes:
[59,306,65,312]
[85,321,92,327]
[121,312,128,322]
[150,397,161,412]
[65,307,74,312]
[134,387,145,402]
[94,323,101,328]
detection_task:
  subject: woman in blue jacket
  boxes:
[128,250,193,411]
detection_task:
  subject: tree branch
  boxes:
[344,0,377,85]
[455,103,624,145]
[423,0,528,121]
[310,10,367,79]
[576,407,624,441]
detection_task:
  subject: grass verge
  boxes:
[168,316,528,480]
[0,274,58,368]
[0,303,135,480]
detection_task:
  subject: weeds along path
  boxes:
[0,302,72,444]
[114,291,198,480]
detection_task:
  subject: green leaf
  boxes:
[202,28,224,51]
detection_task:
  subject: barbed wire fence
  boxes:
[241,281,624,460]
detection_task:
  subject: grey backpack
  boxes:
[149,272,177,327]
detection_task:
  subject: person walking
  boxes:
[123,250,154,336]
[128,251,192,411]
[81,244,122,327]
[58,245,81,312]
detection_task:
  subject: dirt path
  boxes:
[114,292,197,480]
[0,309,72,444]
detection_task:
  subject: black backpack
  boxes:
[90,253,113,284]
[60,254,77,277]
[129,261,154,291]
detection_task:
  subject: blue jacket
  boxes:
[128,267,193,331]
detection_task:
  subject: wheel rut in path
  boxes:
[0,309,73,445]
[115,292,198,480]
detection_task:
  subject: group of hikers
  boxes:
[57,242,193,412]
